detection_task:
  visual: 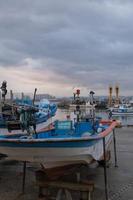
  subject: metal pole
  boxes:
[103,137,109,200]
[10,90,14,116]
[113,129,118,167]
[21,92,24,105]
[10,90,13,103]
[22,161,26,193]
[32,88,37,106]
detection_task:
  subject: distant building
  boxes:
[35,94,56,101]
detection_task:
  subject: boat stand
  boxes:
[102,128,118,200]
[20,129,118,200]
[22,161,27,194]
[103,137,108,200]
[36,168,94,200]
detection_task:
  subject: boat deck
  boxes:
[0,126,133,200]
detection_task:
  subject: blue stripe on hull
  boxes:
[0,139,100,148]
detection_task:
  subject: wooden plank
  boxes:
[36,180,94,192]
[36,165,82,181]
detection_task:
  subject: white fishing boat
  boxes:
[109,104,133,116]
[69,90,96,111]
[69,102,95,110]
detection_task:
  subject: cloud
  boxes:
[0,0,133,96]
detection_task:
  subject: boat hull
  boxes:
[0,133,113,168]
[111,112,133,116]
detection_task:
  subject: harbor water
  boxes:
[55,108,133,126]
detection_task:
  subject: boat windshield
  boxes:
[55,120,72,130]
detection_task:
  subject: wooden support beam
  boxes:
[36,168,94,200]
[37,180,94,200]
[36,180,94,192]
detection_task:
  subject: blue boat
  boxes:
[0,81,57,130]
[0,99,57,132]
[0,118,118,169]
[35,99,57,124]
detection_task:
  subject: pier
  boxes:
[0,126,132,200]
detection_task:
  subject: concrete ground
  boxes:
[0,127,133,200]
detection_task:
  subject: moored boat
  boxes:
[109,104,133,116]
[69,89,96,111]
[35,99,57,124]
[0,81,57,133]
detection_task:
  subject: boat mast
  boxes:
[75,89,81,122]
[89,91,95,128]
[32,88,37,106]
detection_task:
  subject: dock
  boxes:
[0,127,133,200]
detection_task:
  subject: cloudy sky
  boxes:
[0,0,133,96]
